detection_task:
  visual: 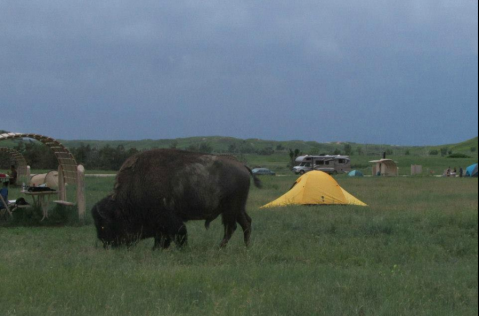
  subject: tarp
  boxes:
[262,171,367,208]
[465,163,478,177]
[348,170,364,177]
[30,171,58,189]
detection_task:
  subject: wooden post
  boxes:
[58,165,67,201]
[26,166,31,187]
[77,165,86,223]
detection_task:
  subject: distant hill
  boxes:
[59,136,415,156]
[59,136,479,158]
[1,128,477,157]
[54,137,442,158]
[430,137,478,154]
[449,137,478,153]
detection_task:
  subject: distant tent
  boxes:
[465,164,478,177]
[348,170,364,177]
[262,171,367,208]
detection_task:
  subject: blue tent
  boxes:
[348,170,364,177]
[465,164,478,177]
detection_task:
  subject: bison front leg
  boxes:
[174,224,188,248]
[153,233,172,250]
[161,216,188,248]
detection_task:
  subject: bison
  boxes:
[92,149,261,249]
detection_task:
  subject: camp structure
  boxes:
[0,147,30,183]
[465,163,478,177]
[262,171,367,208]
[0,132,86,222]
[411,165,423,176]
[348,170,364,177]
[370,159,399,176]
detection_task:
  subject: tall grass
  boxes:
[0,174,477,315]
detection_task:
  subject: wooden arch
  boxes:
[0,132,86,222]
[0,132,78,184]
[0,147,29,179]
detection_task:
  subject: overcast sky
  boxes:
[1,0,477,145]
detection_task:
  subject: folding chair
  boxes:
[0,194,12,220]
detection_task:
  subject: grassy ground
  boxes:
[0,173,477,315]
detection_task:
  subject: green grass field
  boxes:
[1,170,478,315]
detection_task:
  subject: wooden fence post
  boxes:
[58,165,66,201]
[77,165,86,223]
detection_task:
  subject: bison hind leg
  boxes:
[220,214,238,248]
[237,212,253,247]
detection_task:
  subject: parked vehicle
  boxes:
[252,168,276,176]
[292,155,352,175]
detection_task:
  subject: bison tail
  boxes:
[205,220,211,230]
[253,175,262,189]
[245,166,262,189]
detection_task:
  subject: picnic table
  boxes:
[22,190,59,221]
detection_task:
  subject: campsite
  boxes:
[1,1,478,314]
[0,136,478,315]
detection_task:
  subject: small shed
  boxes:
[370,159,399,176]
[411,165,423,176]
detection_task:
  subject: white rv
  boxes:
[292,155,352,175]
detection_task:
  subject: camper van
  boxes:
[292,155,352,175]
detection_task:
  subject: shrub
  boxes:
[259,147,275,156]
[343,144,353,156]
[447,153,472,159]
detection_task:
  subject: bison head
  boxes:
[91,196,131,248]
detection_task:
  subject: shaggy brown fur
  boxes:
[92,149,261,249]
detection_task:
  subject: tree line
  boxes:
[2,139,465,171]
[1,141,286,171]
[0,142,140,171]
[1,141,266,171]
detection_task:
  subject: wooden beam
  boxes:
[77,165,86,223]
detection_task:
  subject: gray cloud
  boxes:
[1,0,477,145]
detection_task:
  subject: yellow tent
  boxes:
[262,171,367,208]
